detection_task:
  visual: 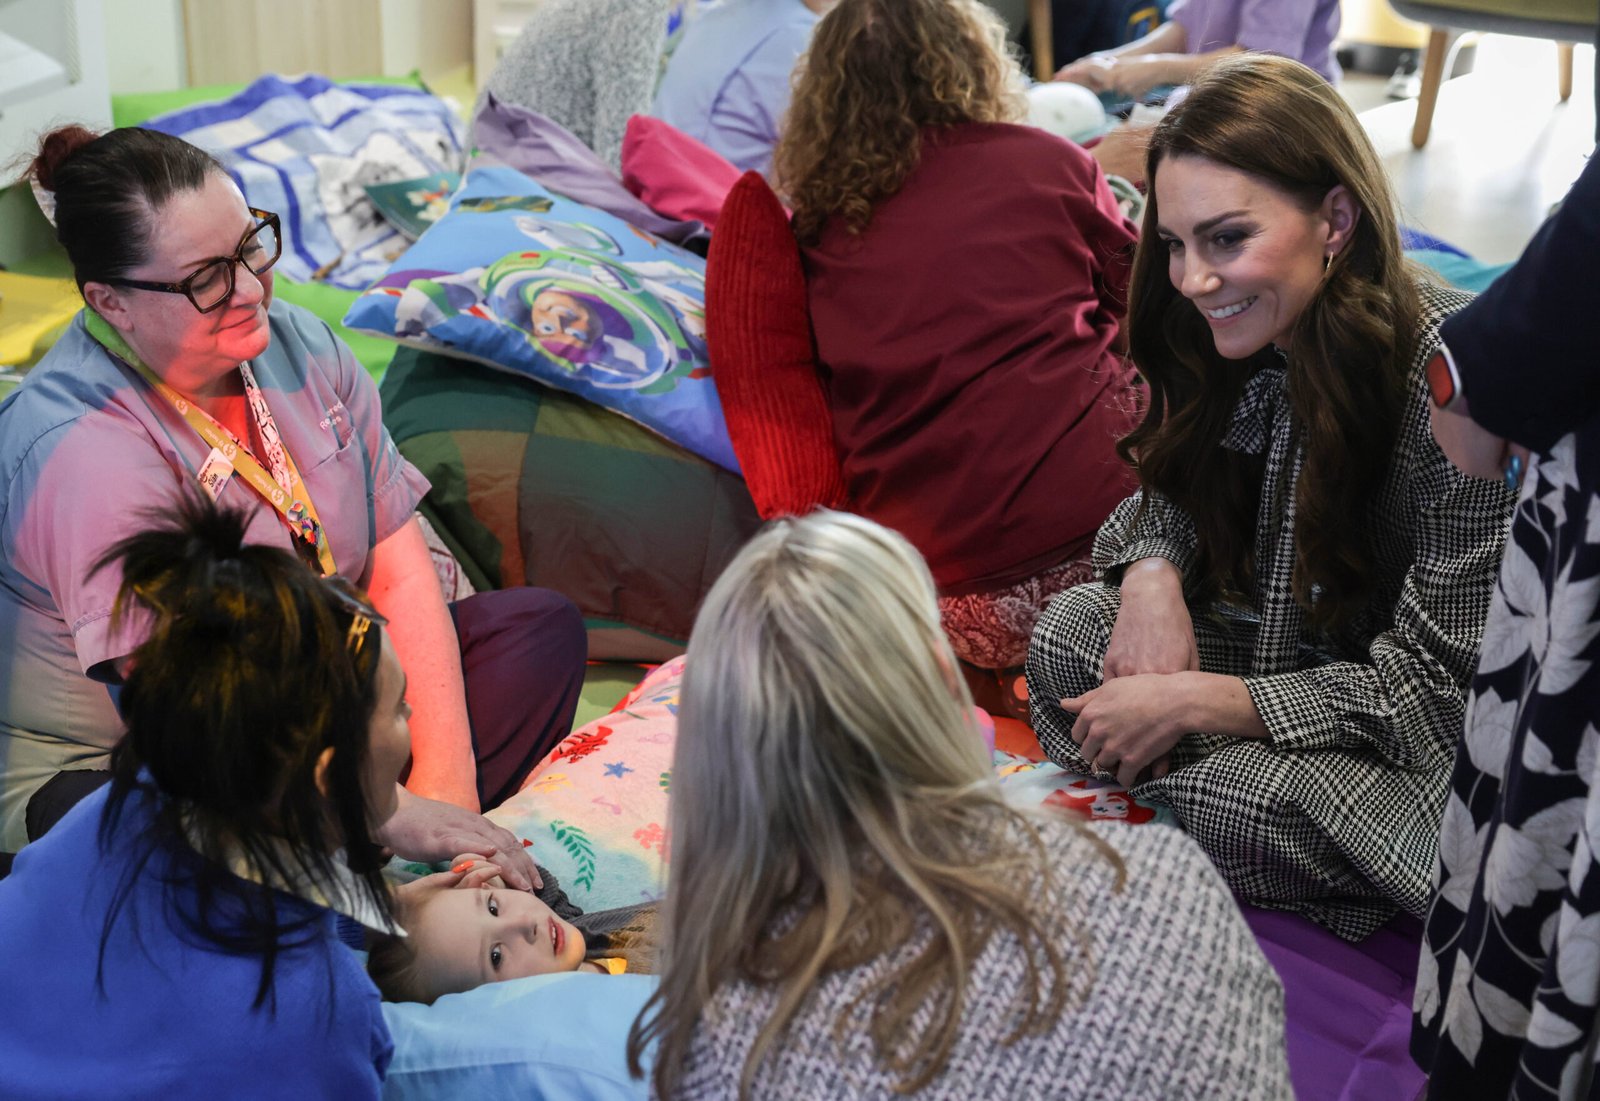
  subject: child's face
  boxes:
[407,885,589,999]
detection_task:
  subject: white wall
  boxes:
[0,0,184,267]
[103,0,186,93]
[0,0,112,187]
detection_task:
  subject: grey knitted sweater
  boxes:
[660,819,1292,1099]
[484,0,671,172]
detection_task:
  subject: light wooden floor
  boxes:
[1345,34,1596,263]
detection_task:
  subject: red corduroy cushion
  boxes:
[707,171,847,518]
[621,115,743,231]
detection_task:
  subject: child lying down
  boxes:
[368,858,656,1003]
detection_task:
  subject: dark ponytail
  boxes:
[90,490,393,1008]
[27,125,223,290]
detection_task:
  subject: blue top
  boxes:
[650,0,820,173]
[1166,0,1342,83]
[0,783,393,1098]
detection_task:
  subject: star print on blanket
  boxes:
[485,658,686,912]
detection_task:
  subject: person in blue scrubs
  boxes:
[0,496,411,1098]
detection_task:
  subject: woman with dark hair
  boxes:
[1028,54,1515,941]
[0,496,406,1096]
[771,0,1142,686]
[625,510,1290,1099]
[0,125,586,880]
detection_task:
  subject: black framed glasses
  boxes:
[104,208,282,313]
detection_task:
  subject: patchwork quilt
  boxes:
[380,345,760,660]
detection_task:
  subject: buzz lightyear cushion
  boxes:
[344,165,737,471]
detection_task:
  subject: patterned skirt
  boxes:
[937,554,1095,670]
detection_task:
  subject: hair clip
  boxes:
[320,578,386,655]
[29,177,57,228]
[345,611,374,655]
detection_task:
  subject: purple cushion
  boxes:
[1244,905,1426,1100]
[471,93,711,251]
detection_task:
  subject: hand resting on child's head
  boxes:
[369,859,658,1004]
[376,866,598,1003]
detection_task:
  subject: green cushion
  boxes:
[572,663,651,729]
[380,344,762,661]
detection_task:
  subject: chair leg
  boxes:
[1412,27,1457,149]
[1559,41,1574,101]
[1029,0,1053,81]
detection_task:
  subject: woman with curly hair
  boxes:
[771,0,1143,691]
[1027,54,1515,941]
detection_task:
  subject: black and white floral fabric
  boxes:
[1414,425,1600,1098]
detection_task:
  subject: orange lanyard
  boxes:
[83,309,337,577]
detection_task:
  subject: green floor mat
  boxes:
[270,279,393,382]
[572,662,653,731]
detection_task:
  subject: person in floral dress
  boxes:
[1412,151,1600,1097]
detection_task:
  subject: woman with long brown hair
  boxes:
[771,0,1142,691]
[626,510,1289,1099]
[1028,54,1515,941]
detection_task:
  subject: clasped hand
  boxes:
[1061,559,1199,788]
[1062,674,1193,788]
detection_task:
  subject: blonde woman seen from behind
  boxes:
[626,510,1292,1099]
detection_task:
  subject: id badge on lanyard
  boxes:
[83,309,338,577]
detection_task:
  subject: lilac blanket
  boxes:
[1246,906,1425,1100]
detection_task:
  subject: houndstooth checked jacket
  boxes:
[1029,281,1516,941]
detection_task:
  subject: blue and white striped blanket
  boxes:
[142,74,466,291]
